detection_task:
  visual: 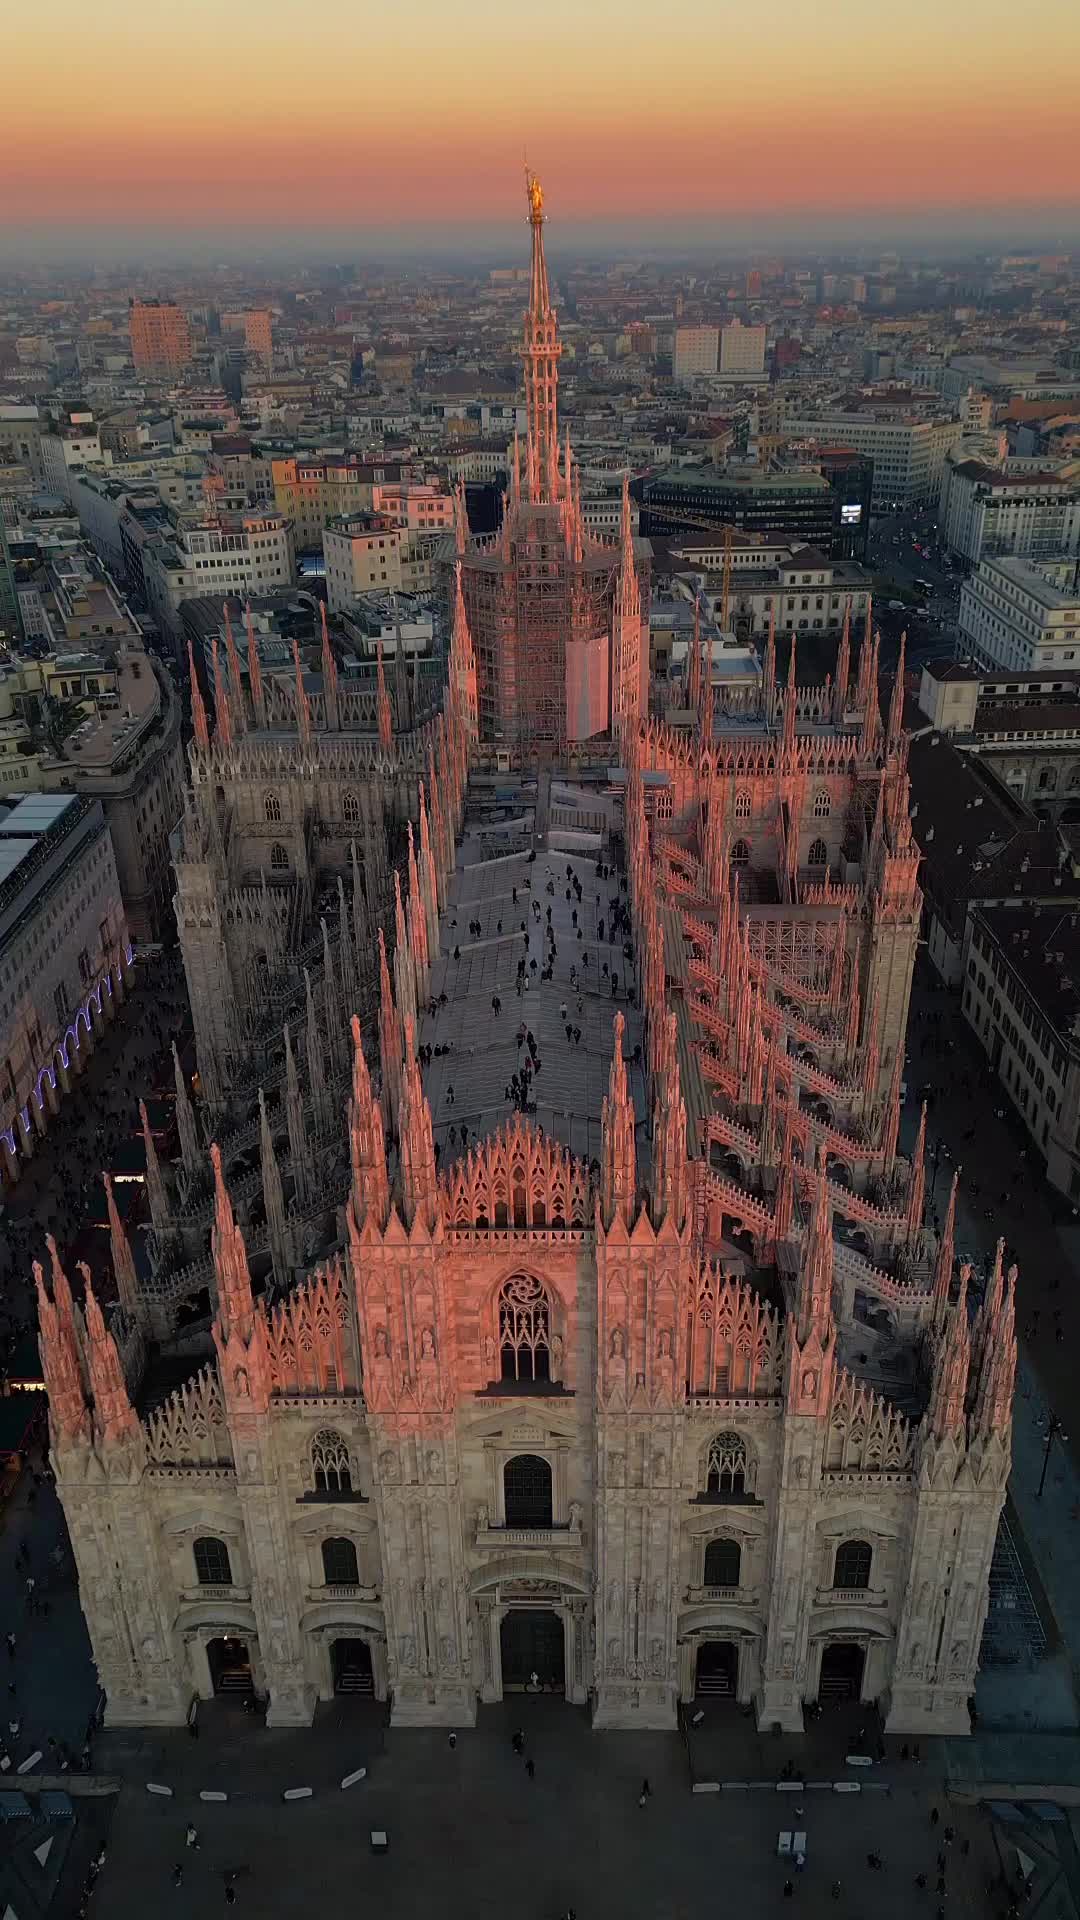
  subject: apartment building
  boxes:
[959,555,1080,674]
[963,905,1080,1201]
[673,544,871,640]
[271,456,406,550]
[719,320,767,379]
[673,327,719,381]
[38,412,102,504]
[69,464,204,580]
[129,299,192,376]
[0,794,130,1182]
[939,455,1080,566]
[323,514,404,611]
[779,402,964,505]
[222,309,272,362]
[143,508,295,641]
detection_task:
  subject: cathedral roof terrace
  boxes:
[417,768,646,1172]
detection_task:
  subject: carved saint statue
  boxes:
[801,1369,817,1399]
[568,1500,583,1530]
[378,1448,399,1481]
[610,1327,625,1359]
[420,1326,436,1360]
[374,1326,390,1359]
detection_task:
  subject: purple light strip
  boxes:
[1,944,135,1161]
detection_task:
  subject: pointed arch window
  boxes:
[343,790,361,827]
[270,842,289,871]
[808,838,828,868]
[734,788,751,821]
[264,791,282,823]
[812,789,831,818]
[321,1536,359,1586]
[730,840,750,868]
[312,1428,353,1494]
[704,1430,749,1497]
[498,1274,550,1383]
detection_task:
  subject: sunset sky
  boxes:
[5,0,1079,248]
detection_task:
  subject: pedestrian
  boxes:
[448,1731,457,1750]
[930,1806,939,1827]
[525,1757,535,1780]
[831,1884,841,1902]
[640,1777,651,1799]
[783,1880,794,1898]
[512,1729,524,1755]
[173,1865,184,1889]
[5,1635,14,1660]
[186,1824,200,1849]
[225,1889,236,1907]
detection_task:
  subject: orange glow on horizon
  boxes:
[3,0,1079,231]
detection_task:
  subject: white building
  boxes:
[0,794,130,1179]
[673,327,719,382]
[780,407,964,507]
[38,414,102,504]
[719,321,767,379]
[958,555,1080,673]
[143,510,296,638]
[939,454,1080,568]
[323,515,405,613]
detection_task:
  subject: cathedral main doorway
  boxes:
[694,1640,738,1698]
[331,1638,374,1696]
[500,1608,565,1692]
[207,1637,254,1697]
[818,1642,865,1702]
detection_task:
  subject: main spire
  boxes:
[523,171,561,505]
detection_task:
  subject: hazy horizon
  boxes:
[2,204,1079,271]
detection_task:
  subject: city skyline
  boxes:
[3,0,1078,254]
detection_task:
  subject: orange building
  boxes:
[129,298,192,376]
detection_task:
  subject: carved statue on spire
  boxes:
[600,1011,636,1230]
[245,600,266,727]
[292,638,313,749]
[349,1014,389,1230]
[928,1263,970,1441]
[104,1172,139,1319]
[187,638,210,753]
[320,602,341,731]
[82,1269,138,1444]
[398,1016,437,1233]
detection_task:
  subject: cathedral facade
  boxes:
[37,180,1014,1741]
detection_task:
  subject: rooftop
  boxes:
[975,556,1080,611]
[976,901,1080,1037]
[417,771,645,1171]
[907,733,1065,939]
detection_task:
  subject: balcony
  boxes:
[815,1587,886,1607]
[475,1516,583,1551]
[306,1583,381,1605]
[178,1584,250,1606]
[684,1586,755,1606]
